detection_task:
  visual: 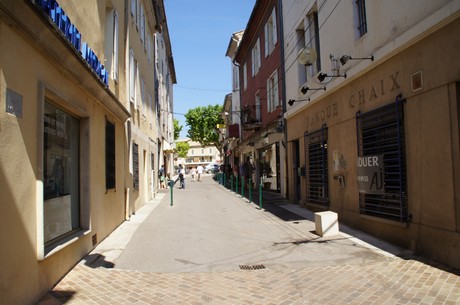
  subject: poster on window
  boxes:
[357,155,384,194]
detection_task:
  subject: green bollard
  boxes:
[241,177,245,198]
[236,176,239,194]
[259,181,263,209]
[224,173,227,188]
[249,178,252,203]
[231,175,234,191]
[169,180,174,206]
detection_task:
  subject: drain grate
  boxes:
[239,264,266,270]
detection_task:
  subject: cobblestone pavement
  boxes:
[39,257,460,304]
[38,176,460,304]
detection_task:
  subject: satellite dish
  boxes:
[298,47,317,66]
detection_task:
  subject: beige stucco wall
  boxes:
[0,3,128,304]
[286,18,460,268]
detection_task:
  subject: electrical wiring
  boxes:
[241,0,343,104]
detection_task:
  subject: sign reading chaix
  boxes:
[357,155,384,194]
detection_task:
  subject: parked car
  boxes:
[205,163,219,173]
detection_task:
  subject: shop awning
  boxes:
[163,140,174,152]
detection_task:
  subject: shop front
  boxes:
[285,19,460,269]
[258,142,280,192]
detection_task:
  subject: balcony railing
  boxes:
[242,104,262,131]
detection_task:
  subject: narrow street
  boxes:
[38,174,460,304]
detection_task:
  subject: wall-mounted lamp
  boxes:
[339,55,374,65]
[317,72,346,82]
[288,98,310,106]
[301,86,326,95]
[298,47,317,66]
[223,110,244,117]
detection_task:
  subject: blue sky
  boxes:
[164,0,255,138]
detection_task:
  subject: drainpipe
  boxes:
[278,0,288,198]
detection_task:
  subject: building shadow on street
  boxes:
[82,253,115,269]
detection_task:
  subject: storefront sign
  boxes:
[349,72,400,108]
[357,155,384,194]
[304,102,338,130]
[33,0,108,86]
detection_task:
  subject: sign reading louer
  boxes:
[357,155,384,194]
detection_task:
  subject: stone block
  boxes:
[315,211,339,237]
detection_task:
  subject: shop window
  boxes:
[133,143,139,189]
[304,124,329,206]
[43,102,80,245]
[356,97,408,222]
[259,143,280,192]
[105,119,115,189]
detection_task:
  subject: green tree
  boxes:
[185,104,224,151]
[175,141,190,158]
[173,118,182,140]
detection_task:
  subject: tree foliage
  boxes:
[173,118,182,140]
[175,141,190,158]
[185,104,224,151]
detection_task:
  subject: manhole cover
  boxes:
[239,264,266,270]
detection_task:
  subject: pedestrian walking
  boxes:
[175,164,186,189]
[158,165,165,189]
[196,164,204,182]
[190,167,197,182]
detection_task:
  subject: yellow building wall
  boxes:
[0,3,129,304]
[286,18,460,269]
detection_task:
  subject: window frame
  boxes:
[133,143,139,189]
[38,86,91,261]
[304,124,329,207]
[251,38,261,77]
[129,49,135,102]
[243,63,247,91]
[105,118,116,190]
[255,91,261,121]
[264,8,277,57]
[356,0,368,37]
[305,10,321,81]
[356,97,408,222]
[267,70,279,112]
[112,10,119,82]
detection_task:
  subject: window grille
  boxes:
[304,124,329,207]
[133,143,139,189]
[356,0,368,37]
[105,120,116,189]
[356,96,408,222]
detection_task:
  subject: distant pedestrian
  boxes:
[158,165,165,188]
[233,163,239,178]
[165,173,171,188]
[190,167,197,182]
[176,164,186,189]
[197,165,204,181]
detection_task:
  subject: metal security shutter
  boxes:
[356,96,408,222]
[105,120,116,189]
[305,124,329,207]
[133,143,139,189]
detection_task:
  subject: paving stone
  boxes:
[36,181,460,304]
